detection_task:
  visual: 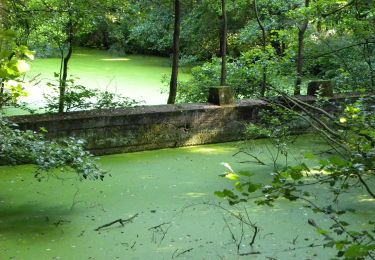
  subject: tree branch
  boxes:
[321,0,356,18]
[306,40,375,60]
[356,173,375,199]
[94,213,139,231]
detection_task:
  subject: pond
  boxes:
[21,48,191,111]
[0,136,373,259]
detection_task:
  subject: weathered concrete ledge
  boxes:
[10,100,266,155]
[8,93,367,155]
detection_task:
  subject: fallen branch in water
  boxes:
[233,151,266,165]
[238,251,261,256]
[94,213,139,231]
[172,248,194,258]
[148,222,172,244]
[148,222,171,230]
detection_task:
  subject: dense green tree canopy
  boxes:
[0,0,373,104]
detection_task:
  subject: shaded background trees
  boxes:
[1,0,374,104]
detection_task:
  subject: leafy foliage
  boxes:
[0,30,34,108]
[43,74,143,113]
[177,47,289,102]
[0,29,105,181]
[0,116,106,181]
[4,0,374,100]
[215,97,375,258]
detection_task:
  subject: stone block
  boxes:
[208,86,234,105]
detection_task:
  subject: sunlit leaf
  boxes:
[225,173,240,181]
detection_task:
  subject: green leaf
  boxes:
[335,241,347,250]
[215,189,237,199]
[344,245,370,258]
[290,169,303,180]
[214,191,226,198]
[319,159,330,166]
[339,221,349,227]
[225,173,240,181]
[235,182,243,192]
[223,189,237,199]
[247,182,260,193]
[317,228,329,235]
[304,152,316,159]
[329,156,349,167]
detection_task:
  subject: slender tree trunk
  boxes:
[294,31,305,94]
[0,2,8,28]
[0,80,4,109]
[220,0,227,86]
[253,0,267,97]
[58,14,74,113]
[294,0,310,95]
[0,1,6,28]
[363,41,375,89]
[167,0,181,104]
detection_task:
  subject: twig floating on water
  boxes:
[148,222,172,244]
[238,251,261,256]
[233,151,267,165]
[148,222,171,230]
[94,213,139,231]
[174,248,194,258]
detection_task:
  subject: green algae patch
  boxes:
[0,137,373,259]
[26,48,191,107]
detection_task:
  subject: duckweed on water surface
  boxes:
[23,48,190,108]
[0,136,373,259]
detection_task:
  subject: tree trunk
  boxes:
[0,80,4,109]
[294,0,310,95]
[58,14,74,113]
[253,0,267,97]
[363,41,375,89]
[167,0,181,104]
[220,0,227,86]
[0,1,5,28]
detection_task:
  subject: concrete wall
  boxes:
[9,94,364,155]
[10,100,267,155]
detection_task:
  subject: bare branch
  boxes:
[306,40,375,60]
[94,213,139,231]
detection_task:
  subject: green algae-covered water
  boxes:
[0,136,373,259]
[23,48,190,108]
